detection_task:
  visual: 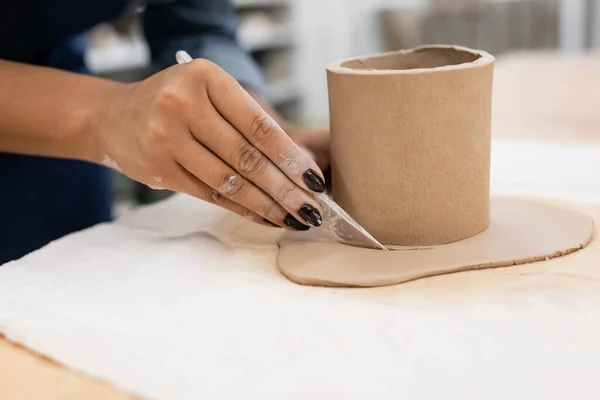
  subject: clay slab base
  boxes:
[278,198,594,288]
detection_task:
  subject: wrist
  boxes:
[84,80,132,165]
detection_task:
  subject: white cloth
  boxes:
[1,138,600,400]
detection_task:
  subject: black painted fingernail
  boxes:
[284,214,310,231]
[298,204,322,227]
[263,218,280,228]
[303,169,326,193]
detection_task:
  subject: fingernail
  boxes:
[303,169,326,193]
[298,204,322,227]
[263,218,280,228]
[284,214,310,231]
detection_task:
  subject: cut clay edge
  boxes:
[279,239,592,289]
[277,200,596,289]
[326,44,495,76]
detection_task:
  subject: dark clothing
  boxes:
[0,0,264,264]
[0,155,113,264]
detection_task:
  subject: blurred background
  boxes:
[84,0,600,212]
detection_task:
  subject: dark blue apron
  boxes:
[0,0,129,264]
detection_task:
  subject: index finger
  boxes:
[206,66,326,194]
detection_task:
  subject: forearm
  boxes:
[0,59,123,162]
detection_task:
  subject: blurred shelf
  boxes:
[234,0,288,9]
[267,80,300,105]
[85,36,150,74]
[235,0,299,110]
[239,26,293,51]
[84,26,295,74]
[86,25,293,72]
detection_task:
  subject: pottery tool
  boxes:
[314,193,388,251]
[175,50,388,251]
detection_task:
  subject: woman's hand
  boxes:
[240,85,330,173]
[93,59,326,230]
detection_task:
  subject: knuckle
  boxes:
[145,120,169,147]
[218,173,247,198]
[237,144,267,177]
[259,201,277,220]
[249,113,275,143]
[275,184,296,204]
[177,178,224,205]
[280,149,302,171]
[188,58,215,77]
[211,190,226,203]
[155,85,186,111]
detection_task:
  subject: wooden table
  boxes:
[0,338,137,399]
[1,50,599,399]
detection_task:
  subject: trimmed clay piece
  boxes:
[279,198,594,288]
[278,45,594,288]
[328,45,494,246]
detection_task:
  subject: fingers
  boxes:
[205,68,326,195]
[189,111,323,228]
[172,164,278,228]
[175,135,310,231]
[155,161,274,228]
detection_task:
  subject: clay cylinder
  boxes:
[327,45,495,246]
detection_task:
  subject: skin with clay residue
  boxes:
[101,155,121,172]
[244,211,257,222]
[147,176,165,190]
[211,190,225,203]
[282,155,299,170]
[220,175,239,195]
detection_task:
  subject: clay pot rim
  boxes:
[327,44,494,75]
